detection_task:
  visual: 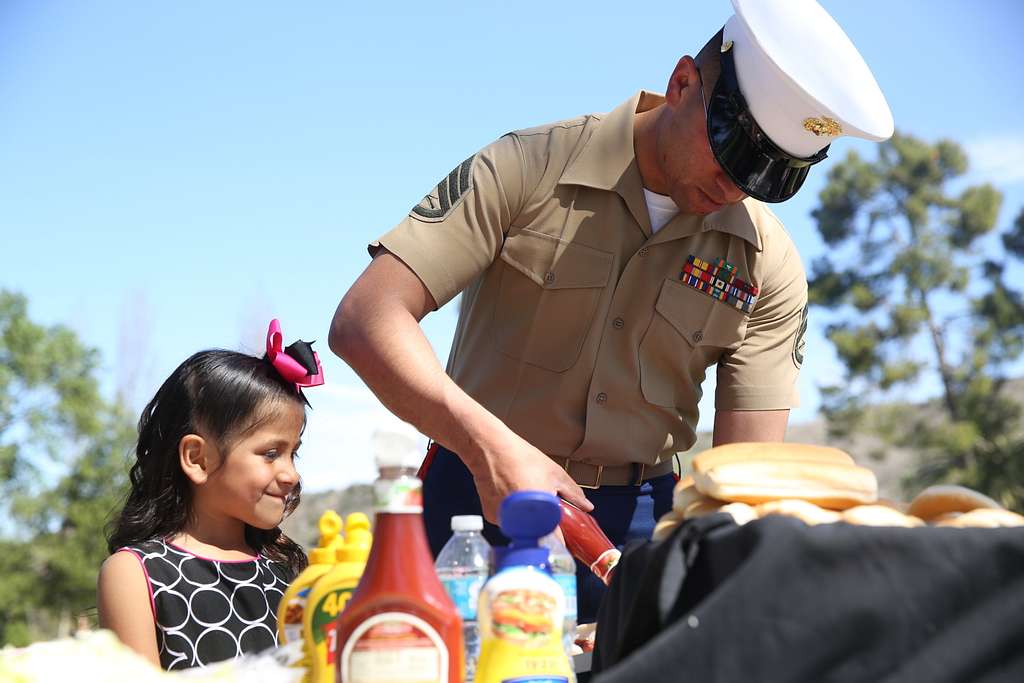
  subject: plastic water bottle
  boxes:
[541,532,578,663]
[435,515,491,682]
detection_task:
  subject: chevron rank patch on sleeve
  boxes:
[410,155,476,222]
[679,255,759,314]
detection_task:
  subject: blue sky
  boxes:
[3,1,1023,490]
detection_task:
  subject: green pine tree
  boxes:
[809,133,1024,510]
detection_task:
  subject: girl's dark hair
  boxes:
[107,349,308,576]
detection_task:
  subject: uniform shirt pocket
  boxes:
[639,278,748,409]
[494,228,613,372]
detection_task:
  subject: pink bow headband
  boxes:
[266,319,325,392]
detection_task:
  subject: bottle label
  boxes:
[340,612,448,683]
[590,548,621,586]
[552,574,577,622]
[488,588,557,646]
[374,476,423,513]
[476,583,571,682]
[280,587,310,644]
[441,575,485,620]
[311,586,356,666]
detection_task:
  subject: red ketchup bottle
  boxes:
[335,449,464,683]
[557,499,620,586]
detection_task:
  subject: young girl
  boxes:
[98,319,324,670]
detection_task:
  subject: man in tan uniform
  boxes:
[329,0,892,626]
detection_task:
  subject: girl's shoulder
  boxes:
[97,551,159,665]
[117,538,171,558]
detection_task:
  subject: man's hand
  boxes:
[465,430,593,525]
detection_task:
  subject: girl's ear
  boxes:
[179,434,211,485]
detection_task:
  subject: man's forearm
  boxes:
[329,290,506,469]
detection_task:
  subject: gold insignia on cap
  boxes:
[721,40,734,53]
[803,116,843,137]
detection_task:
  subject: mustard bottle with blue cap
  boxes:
[303,512,373,683]
[277,510,344,645]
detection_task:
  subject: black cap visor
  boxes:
[704,46,828,203]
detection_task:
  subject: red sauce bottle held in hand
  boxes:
[335,449,464,683]
[558,500,620,586]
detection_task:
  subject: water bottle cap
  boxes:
[450,515,483,532]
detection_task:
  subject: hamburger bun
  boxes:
[692,442,854,475]
[928,511,963,525]
[672,478,707,512]
[718,502,759,525]
[755,499,842,525]
[908,485,1003,522]
[693,459,878,509]
[935,508,1024,528]
[652,502,758,541]
[682,497,729,519]
[842,505,925,527]
[652,509,686,541]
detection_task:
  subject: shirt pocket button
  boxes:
[692,330,704,344]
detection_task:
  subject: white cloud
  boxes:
[965,134,1024,185]
[298,382,429,492]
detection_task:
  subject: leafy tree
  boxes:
[809,133,1024,510]
[0,291,134,645]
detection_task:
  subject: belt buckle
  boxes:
[578,464,603,489]
[632,462,646,486]
[559,457,603,489]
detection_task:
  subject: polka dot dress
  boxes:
[120,539,293,670]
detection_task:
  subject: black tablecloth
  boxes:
[592,514,1024,683]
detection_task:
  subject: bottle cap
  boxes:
[318,510,343,542]
[309,510,344,564]
[372,430,423,470]
[343,512,373,555]
[450,515,483,532]
[345,512,372,534]
[496,491,561,572]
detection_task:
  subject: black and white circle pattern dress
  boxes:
[120,539,293,670]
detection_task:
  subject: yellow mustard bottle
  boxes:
[303,512,373,683]
[278,510,344,645]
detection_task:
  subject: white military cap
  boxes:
[704,0,893,202]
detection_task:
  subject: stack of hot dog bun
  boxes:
[652,443,1023,541]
